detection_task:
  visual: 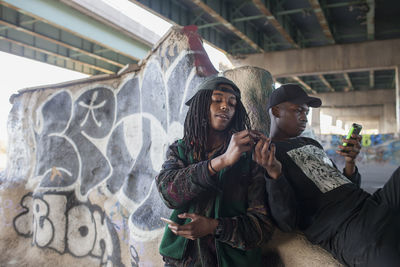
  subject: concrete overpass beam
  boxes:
[231,39,400,77]
[321,106,383,121]
[316,89,395,108]
[60,0,161,47]
[1,0,150,61]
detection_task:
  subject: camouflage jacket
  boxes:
[156,140,274,267]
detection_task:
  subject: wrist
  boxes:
[344,163,356,177]
[208,160,218,175]
[213,218,223,238]
[218,154,230,169]
[268,171,281,180]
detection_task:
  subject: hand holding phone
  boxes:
[342,123,362,147]
[340,123,362,153]
[249,130,265,143]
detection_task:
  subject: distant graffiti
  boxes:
[318,133,400,166]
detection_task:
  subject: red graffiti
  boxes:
[182,25,218,77]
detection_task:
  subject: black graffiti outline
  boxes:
[79,90,107,128]
[13,192,34,238]
[13,192,125,266]
[129,245,139,267]
[33,196,55,248]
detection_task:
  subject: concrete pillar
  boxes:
[383,103,397,133]
[311,108,320,134]
[331,115,337,127]
[379,115,385,133]
[396,66,400,133]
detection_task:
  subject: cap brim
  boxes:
[185,96,195,106]
[306,96,322,108]
[185,87,240,106]
[185,76,241,106]
[292,96,322,108]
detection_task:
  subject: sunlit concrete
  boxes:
[60,0,160,46]
[2,0,151,60]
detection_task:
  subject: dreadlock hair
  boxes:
[183,89,251,160]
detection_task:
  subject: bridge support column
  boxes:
[396,66,400,133]
[311,108,320,135]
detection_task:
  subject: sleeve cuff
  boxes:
[342,165,358,175]
[265,172,286,185]
[194,160,221,192]
[343,165,361,186]
[214,217,231,242]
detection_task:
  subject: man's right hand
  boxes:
[219,130,255,167]
[253,136,282,179]
[208,130,256,175]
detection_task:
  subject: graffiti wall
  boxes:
[0,26,218,266]
[0,26,279,266]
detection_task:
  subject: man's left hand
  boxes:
[336,134,362,177]
[167,213,218,240]
[336,133,362,163]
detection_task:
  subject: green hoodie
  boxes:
[157,140,273,266]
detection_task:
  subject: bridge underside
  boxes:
[0,0,156,75]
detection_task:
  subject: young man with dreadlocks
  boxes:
[156,76,274,267]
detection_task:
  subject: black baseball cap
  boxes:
[267,83,321,110]
[185,76,241,106]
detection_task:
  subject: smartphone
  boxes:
[160,217,179,226]
[249,130,263,143]
[342,123,362,147]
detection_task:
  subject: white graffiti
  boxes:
[11,28,218,266]
[79,91,107,127]
[13,193,122,265]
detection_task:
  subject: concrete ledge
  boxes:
[263,230,342,267]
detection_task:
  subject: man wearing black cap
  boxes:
[253,83,400,266]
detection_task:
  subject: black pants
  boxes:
[341,167,400,267]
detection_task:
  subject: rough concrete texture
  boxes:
[224,66,274,136]
[263,230,342,267]
[0,26,343,266]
